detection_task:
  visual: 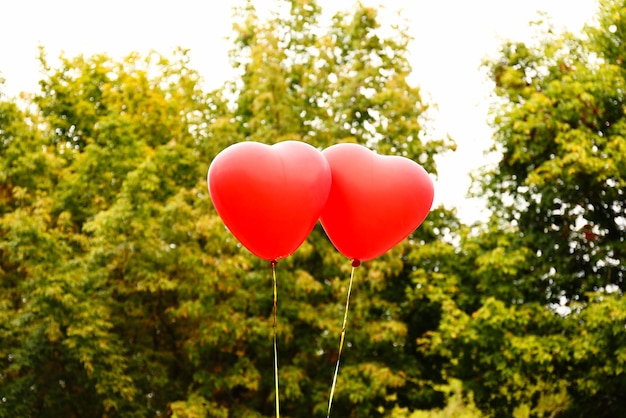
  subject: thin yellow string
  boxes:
[271,260,280,418]
[326,261,359,418]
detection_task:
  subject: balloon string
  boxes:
[327,260,359,418]
[271,260,280,418]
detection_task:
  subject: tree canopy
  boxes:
[422,0,626,416]
[1,0,625,417]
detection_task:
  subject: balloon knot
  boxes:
[351,259,361,268]
[270,260,278,268]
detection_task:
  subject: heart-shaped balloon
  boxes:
[208,141,331,261]
[320,143,434,262]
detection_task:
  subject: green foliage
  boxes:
[1,47,216,418]
[424,0,626,416]
[229,0,452,169]
[4,0,624,416]
[389,380,485,418]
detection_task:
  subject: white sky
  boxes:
[0,0,599,223]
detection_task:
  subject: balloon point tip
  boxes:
[270,260,278,268]
[351,259,361,267]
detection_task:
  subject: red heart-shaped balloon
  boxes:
[208,141,331,261]
[320,143,434,262]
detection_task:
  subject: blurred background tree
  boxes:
[423,0,626,416]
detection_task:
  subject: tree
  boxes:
[174,1,454,416]
[0,47,214,416]
[1,1,456,416]
[424,0,626,416]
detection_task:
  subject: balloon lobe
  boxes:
[208,141,332,260]
[320,143,434,261]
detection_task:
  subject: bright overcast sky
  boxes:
[1,0,599,223]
